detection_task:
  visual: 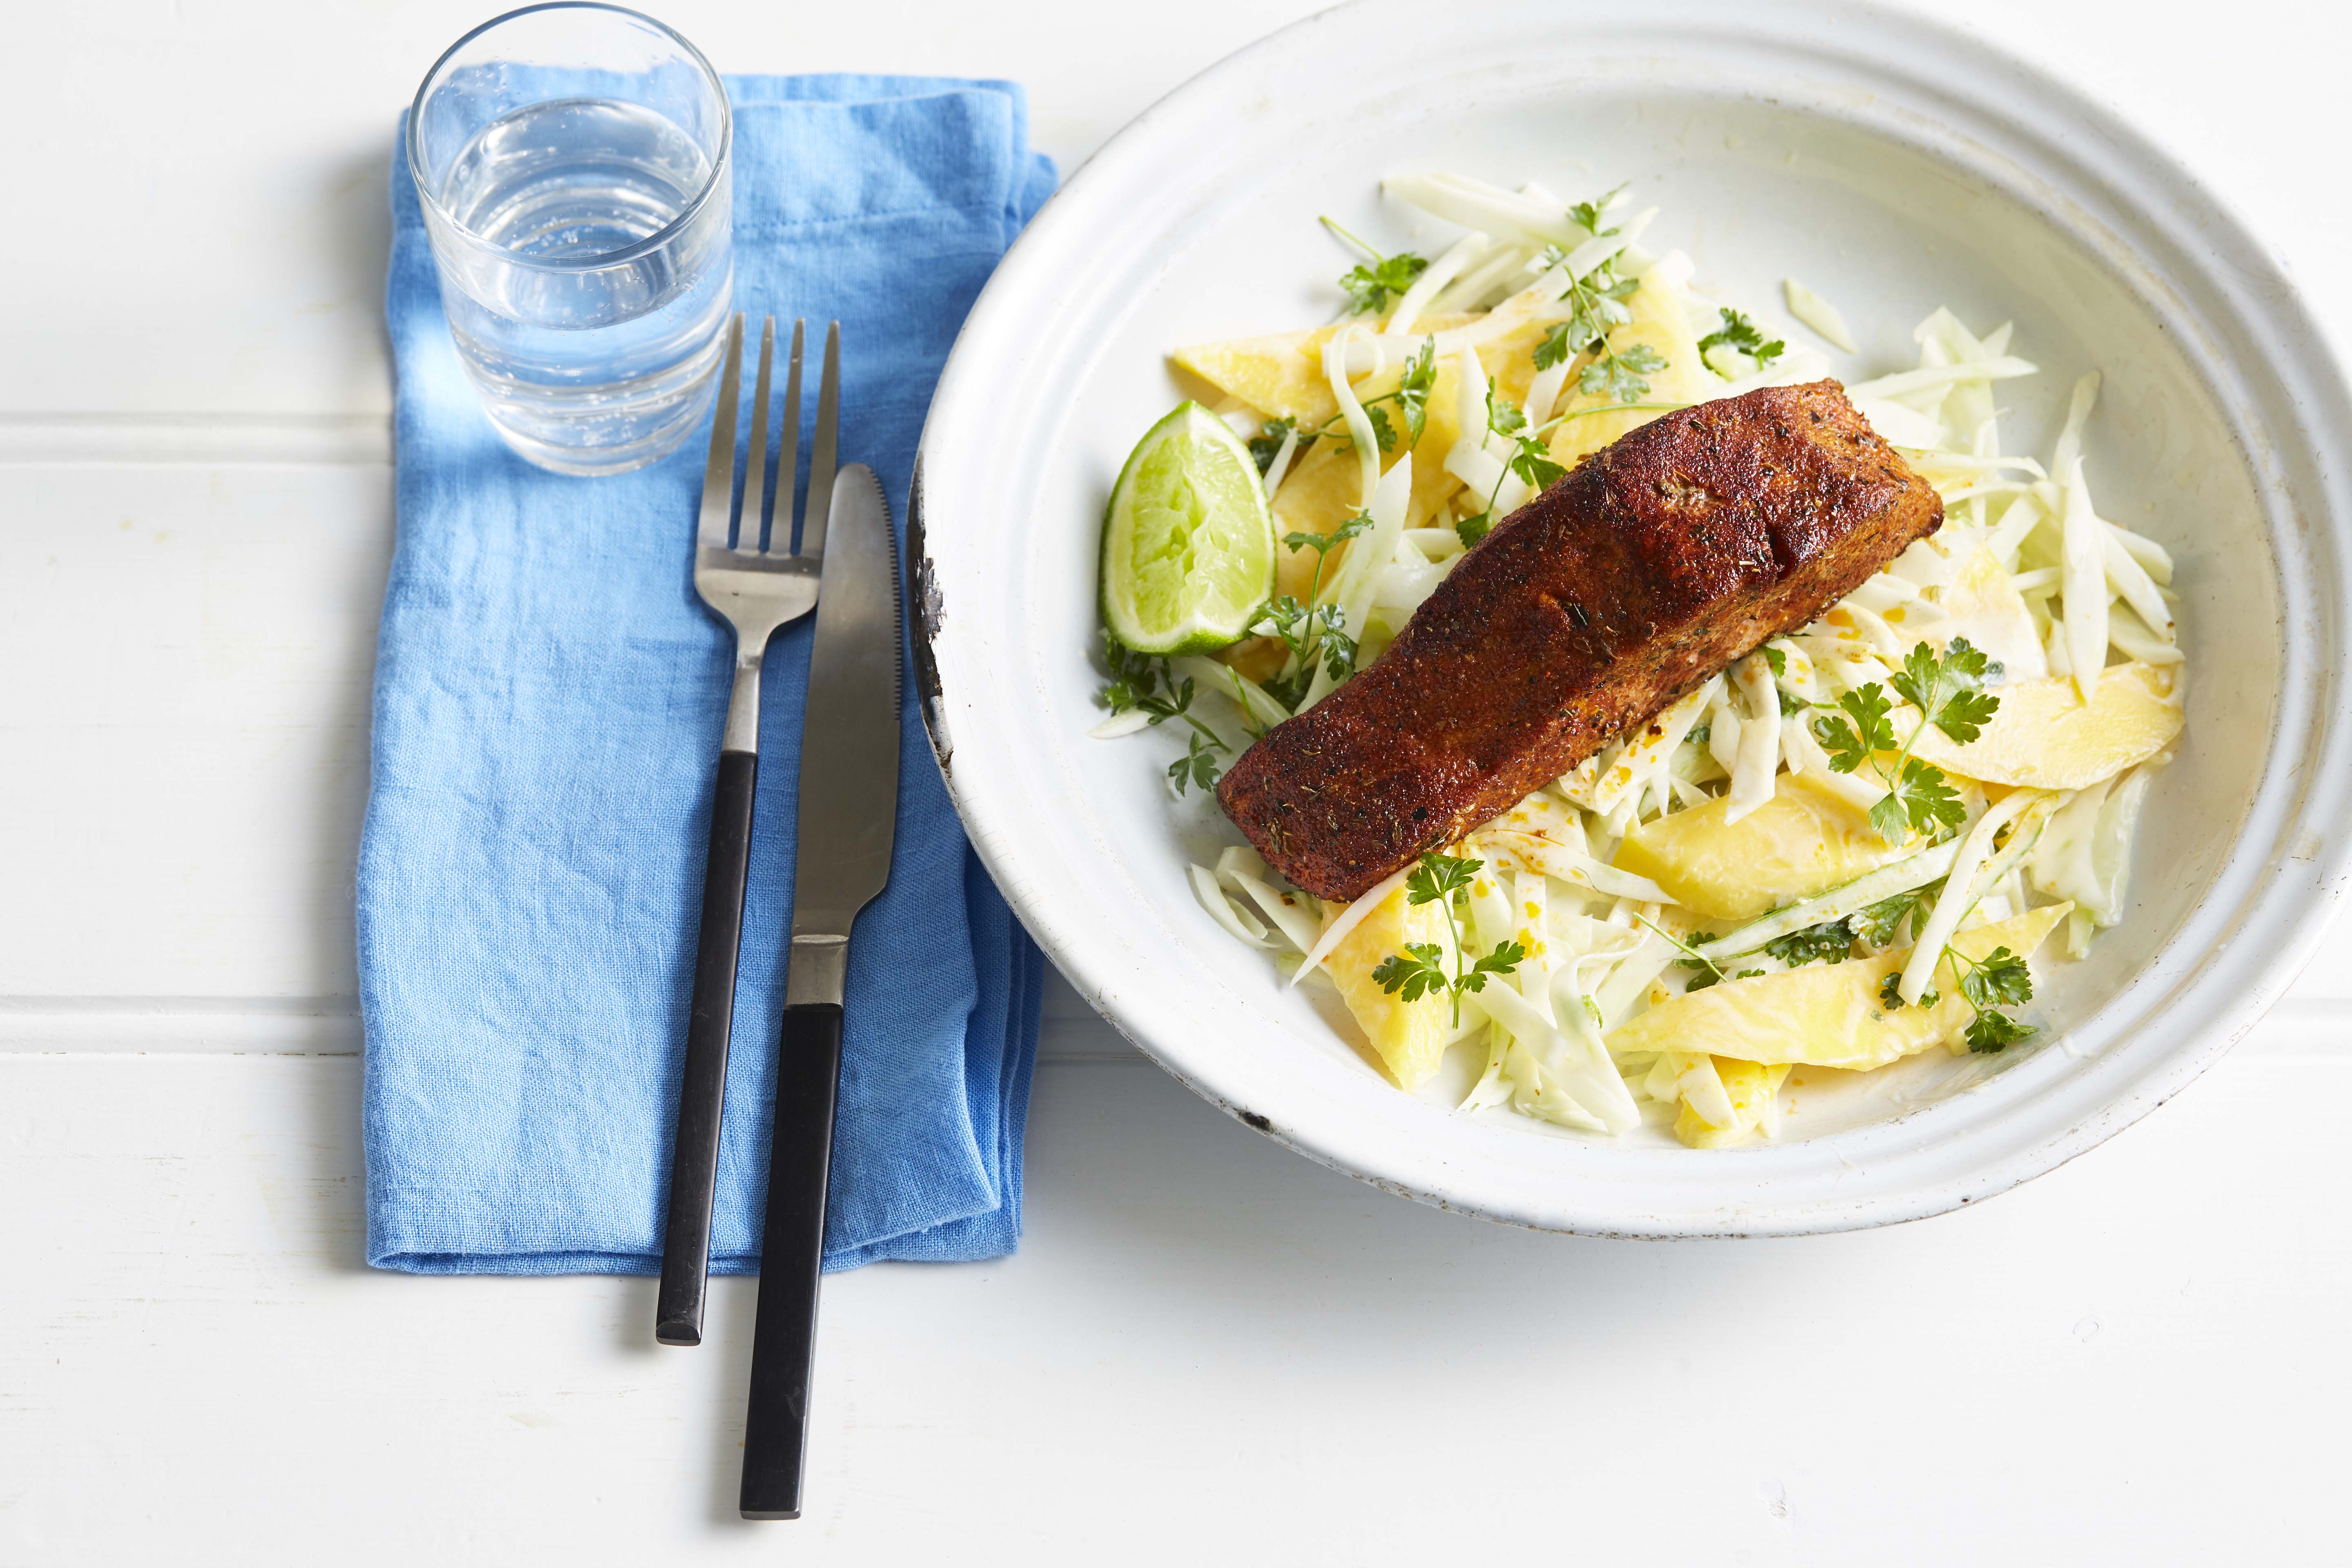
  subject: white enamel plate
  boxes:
[912,0,2352,1235]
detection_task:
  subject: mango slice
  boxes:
[1170,313,1481,431]
[1171,325,1348,428]
[1606,903,2071,1072]
[1612,772,1912,923]
[1544,273,1711,470]
[1674,1059,1795,1149]
[1325,884,1459,1091]
[1910,662,2182,790]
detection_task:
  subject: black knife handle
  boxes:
[655,747,759,1347]
[739,1000,844,1520]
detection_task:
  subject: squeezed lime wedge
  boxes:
[1100,402,1276,655]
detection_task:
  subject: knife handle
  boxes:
[739,1000,843,1520]
[655,746,759,1347]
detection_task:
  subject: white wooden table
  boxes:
[5,1,2346,1559]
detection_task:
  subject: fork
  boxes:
[657,312,841,1349]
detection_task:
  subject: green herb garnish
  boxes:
[1373,853,1526,1026]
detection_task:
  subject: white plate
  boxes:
[910,0,2352,1235]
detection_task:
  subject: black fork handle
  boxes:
[655,746,759,1346]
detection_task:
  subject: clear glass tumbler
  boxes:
[408,4,733,476]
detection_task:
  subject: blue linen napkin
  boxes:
[360,74,1054,1274]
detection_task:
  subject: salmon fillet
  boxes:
[1216,380,1943,900]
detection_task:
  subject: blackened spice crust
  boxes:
[1214,381,1944,900]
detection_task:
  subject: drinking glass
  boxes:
[408,4,733,476]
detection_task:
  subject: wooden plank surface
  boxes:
[2,0,2345,1560]
[3,1044,2345,1562]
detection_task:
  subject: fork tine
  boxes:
[745,317,776,552]
[800,321,842,559]
[780,320,806,555]
[697,314,746,550]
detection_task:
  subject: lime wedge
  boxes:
[1100,402,1276,655]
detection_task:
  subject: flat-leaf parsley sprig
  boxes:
[1098,636,1230,796]
[1529,187,1668,403]
[1255,513,1370,708]
[1248,416,1311,475]
[1456,385,1569,547]
[1635,913,1762,993]
[1878,942,2036,1054]
[1322,217,1428,316]
[1373,852,1527,1026]
[1257,596,1356,710]
[1309,338,1440,454]
[1815,636,2002,842]
[1697,307,1785,379]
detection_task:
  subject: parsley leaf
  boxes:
[1371,942,1449,1005]
[1376,852,1523,1025]
[1256,596,1356,709]
[1763,645,1787,677]
[1247,416,1307,476]
[1100,636,1161,715]
[1404,852,1482,906]
[1100,633,1232,785]
[1323,216,1428,315]
[1966,1010,2036,1054]
[1853,884,1938,948]
[1954,943,2037,1053]
[1365,403,1399,454]
[1892,636,2000,745]
[1764,919,1855,968]
[1578,342,1667,403]
[1533,321,1577,373]
[1566,184,1628,238]
[1486,385,1527,438]
[1454,511,1493,550]
[1281,512,1371,611]
[1818,686,1897,772]
[1827,639,2006,843]
[1873,755,1967,841]
[1696,307,1786,378]
[1466,941,1530,995]
[1167,731,1223,796]
[1879,970,1939,1011]
[1959,945,2034,1011]
[1393,338,1437,447]
[1643,918,1731,992]
[1507,433,1567,492]
[1339,253,1427,316]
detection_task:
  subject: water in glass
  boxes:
[431,96,731,474]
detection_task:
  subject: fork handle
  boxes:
[656,742,760,1347]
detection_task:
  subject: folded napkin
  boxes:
[361,75,1054,1274]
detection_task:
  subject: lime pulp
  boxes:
[1099,402,1276,655]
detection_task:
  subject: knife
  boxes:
[739,461,900,1521]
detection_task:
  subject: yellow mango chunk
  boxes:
[1911,662,2183,790]
[1612,773,1911,922]
[1675,1059,1795,1149]
[1608,904,2071,1071]
[1545,273,1712,470]
[1262,355,1469,606]
[1171,325,1345,428]
[1325,886,1458,1092]
[1170,314,1479,430]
